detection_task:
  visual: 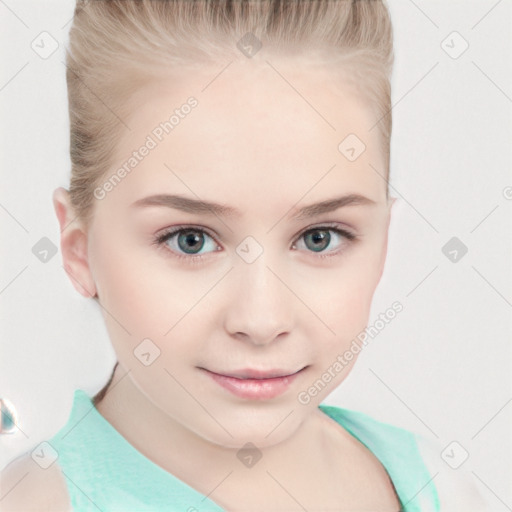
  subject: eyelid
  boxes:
[154,224,219,244]
[299,221,355,236]
[155,222,355,244]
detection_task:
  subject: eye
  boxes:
[153,223,357,264]
[153,226,220,263]
[292,224,356,258]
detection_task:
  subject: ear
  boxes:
[52,187,97,299]
[376,196,396,282]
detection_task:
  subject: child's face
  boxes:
[85,57,394,447]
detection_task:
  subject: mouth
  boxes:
[199,366,308,400]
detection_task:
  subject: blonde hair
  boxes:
[66,0,394,228]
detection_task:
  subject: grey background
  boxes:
[1,0,511,507]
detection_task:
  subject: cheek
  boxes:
[313,250,384,324]
[88,235,157,335]
[307,246,385,364]
[89,233,217,359]
[301,257,383,399]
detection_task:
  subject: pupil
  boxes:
[179,231,204,254]
[307,230,330,252]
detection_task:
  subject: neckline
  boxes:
[67,389,226,509]
[68,389,404,510]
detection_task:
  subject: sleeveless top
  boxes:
[45,389,440,511]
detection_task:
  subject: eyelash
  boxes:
[152,223,357,264]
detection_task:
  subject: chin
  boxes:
[189,409,306,450]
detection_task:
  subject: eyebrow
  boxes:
[130,193,376,220]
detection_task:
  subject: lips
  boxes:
[200,366,307,400]
[207,368,305,380]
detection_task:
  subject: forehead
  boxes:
[106,57,385,209]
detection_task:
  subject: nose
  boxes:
[223,253,294,346]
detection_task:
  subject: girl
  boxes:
[1,0,487,510]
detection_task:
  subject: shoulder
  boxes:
[414,435,491,511]
[319,405,441,508]
[0,452,71,511]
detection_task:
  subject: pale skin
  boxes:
[2,56,399,511]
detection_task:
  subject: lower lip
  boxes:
[203,369,304,400]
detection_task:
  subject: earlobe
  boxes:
[52,187,97,299]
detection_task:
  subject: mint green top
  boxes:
[47,389,440,511]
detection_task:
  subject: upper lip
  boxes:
[203,367,306,380]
